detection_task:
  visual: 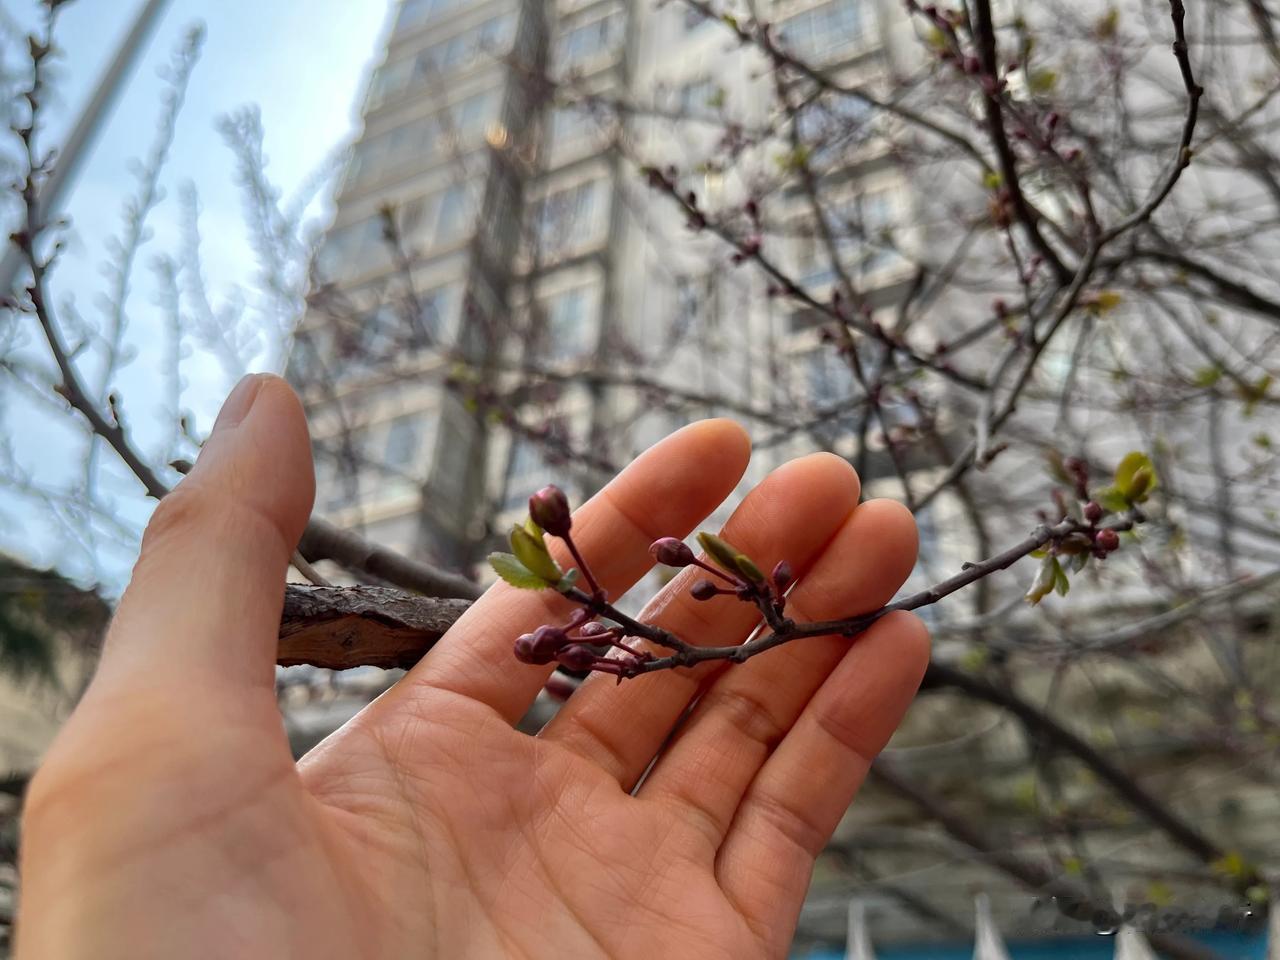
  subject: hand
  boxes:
[17,374,928,959]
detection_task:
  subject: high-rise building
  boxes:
[290,0,931,578]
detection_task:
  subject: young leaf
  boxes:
[1114,451,1157,503]
[509,525,564,583]
[734,554,765,583]
[555,568,581,594]
[1025,555,1060,606]
[698,532,746,575]
[1053,562,1070,597]
[489,552,549,590]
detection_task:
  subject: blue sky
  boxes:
[0,0,393,587]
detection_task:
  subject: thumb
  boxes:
[93,374,315,696]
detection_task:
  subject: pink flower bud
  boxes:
[650,537,695,567]
[515,633,556,665]
[771,560,793,592]
[1095,529,1120,553]
[691,579,719,601]
[1083,501,1103,524]
[556,644,599,672]
[578,621,610,638]
[529,485,572,537]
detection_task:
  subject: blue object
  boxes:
[794,929,1267,959]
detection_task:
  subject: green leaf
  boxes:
[1025,555,1060,606]
[509,525,563,583]
[1054,562,1071,597]
[1097,487,1130,513]
[488,552,550,590]
[1070,551,1090,573]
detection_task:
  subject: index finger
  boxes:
[391,419,752,724]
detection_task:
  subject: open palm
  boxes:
[17,375,927,959]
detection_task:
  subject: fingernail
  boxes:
[213,374,266,434]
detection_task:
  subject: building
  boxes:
[290,0,938,578]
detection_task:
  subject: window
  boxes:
[795,94,871,160]
[315,217,387,280]
[416,283,461,345]
[434,184,473,245]
[534,180,606,257]
[504,438,552,509]
[777,0,864,62]
[384,414,422,472]
[549,104,595,148]
[557,13,622,70]
[398,0,469,31]
[541,286,594,362]
[454,89,500,139]
[418,13,518,78]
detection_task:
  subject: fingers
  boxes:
[392,419,752,724]
[635,499,918,849]
[540,454,861,788]
[713,611,929,953]
[92,374,314,698]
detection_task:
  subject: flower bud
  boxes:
[529,485,572,537]
[556,644,599,672]
[650,537,695,567]
[691,579,719,601]
[771,560,793,592]
[1096,529,1120,553]
[1083,501,1103,524]
[578,620,610,639]
[515,632,556,665]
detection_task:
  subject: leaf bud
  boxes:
[509,525,563,583]
[697,531,746,576]
[734,554,765,583]
[650,537,695,567]
[529,484,572,537]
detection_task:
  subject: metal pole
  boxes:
[0,0,173,293]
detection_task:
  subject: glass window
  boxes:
[558,13,621,69]
[534,180,604,257]
[795,93,871,159]
[384,414,422,471]
[398,0,468,30]
[777,0,864,62]
[542,286,592,361]
[434,185,473,244]
[549,105,594,147]
[505,438,552,509]
[417,283,461,345]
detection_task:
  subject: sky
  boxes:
[0,0,394,588]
